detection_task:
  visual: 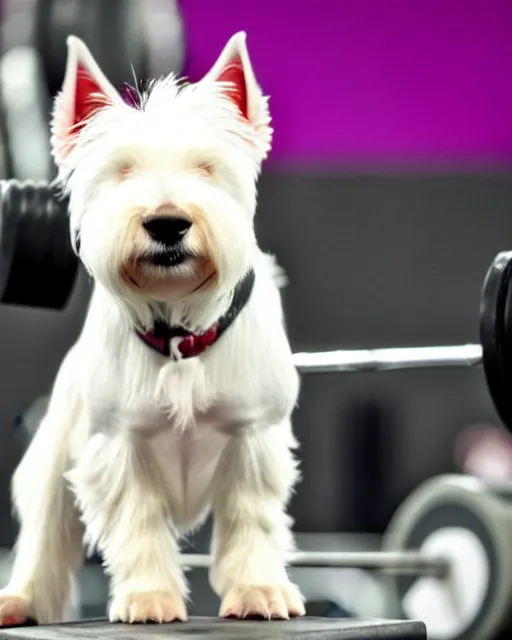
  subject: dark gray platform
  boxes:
[0,617,426,640]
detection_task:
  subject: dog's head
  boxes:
[51,33,272,327]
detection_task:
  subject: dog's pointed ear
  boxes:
[50,36,123,165]
[202,32,272,156]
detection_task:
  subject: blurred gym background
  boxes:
[1,0,512,621]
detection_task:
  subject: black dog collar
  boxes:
[136,269,255,359]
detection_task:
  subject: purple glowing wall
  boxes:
[181,0,512,166]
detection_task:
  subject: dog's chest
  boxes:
[141,415,230,528]
[89,345,254,526]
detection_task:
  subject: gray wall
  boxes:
[0,171,511,545]
[0,272,91,546]
[256,171,512,531]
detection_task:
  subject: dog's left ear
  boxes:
[50,36,125,165]
[202,32,272,157]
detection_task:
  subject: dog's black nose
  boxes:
[143,215,192,248]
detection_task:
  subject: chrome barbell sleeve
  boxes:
[292,344,483,373]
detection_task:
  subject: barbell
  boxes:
[176,475,512,640]
[0,179,511,431]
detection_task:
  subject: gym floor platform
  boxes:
[0,617,426,640]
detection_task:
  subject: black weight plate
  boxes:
[502,262,512,416]
[0,181,22,299]
[480,251,512,431]
[0,180,77,309]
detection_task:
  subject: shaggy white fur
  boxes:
[0,32,304,625]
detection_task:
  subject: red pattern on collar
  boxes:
[139,323,219,359]
[176,325,219,358]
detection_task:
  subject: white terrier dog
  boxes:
[0,32,305,626]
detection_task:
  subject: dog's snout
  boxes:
[143,209,192,248]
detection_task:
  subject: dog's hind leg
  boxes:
[0,350,84,626]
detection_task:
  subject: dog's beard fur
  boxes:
[63,77,264,332]
[0,33,305,626]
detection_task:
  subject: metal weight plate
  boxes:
[35,0,146,98]
[479,251,512,431]
[0,46,53,181]
[0,78,10,180]
[382,474,512,640]
[0,180,77,309]
[142,0,186,78]
[0,0,40,56]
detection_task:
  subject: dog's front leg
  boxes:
[209,422,305,619]
[68,433,187,623]
[0,351,84,626]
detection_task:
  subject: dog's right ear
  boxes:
[50,36,124,165]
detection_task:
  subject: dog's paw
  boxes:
[0,593,32,626]
[220,583,305,620]
[109,590,187,624]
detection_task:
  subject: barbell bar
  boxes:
[296,249,512,437]
[1,179,512,432]
[292,344,483,373]
[296,249,512,435]
[178,550,449,577]
[176,476,512,640]
[183,476,512,640]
